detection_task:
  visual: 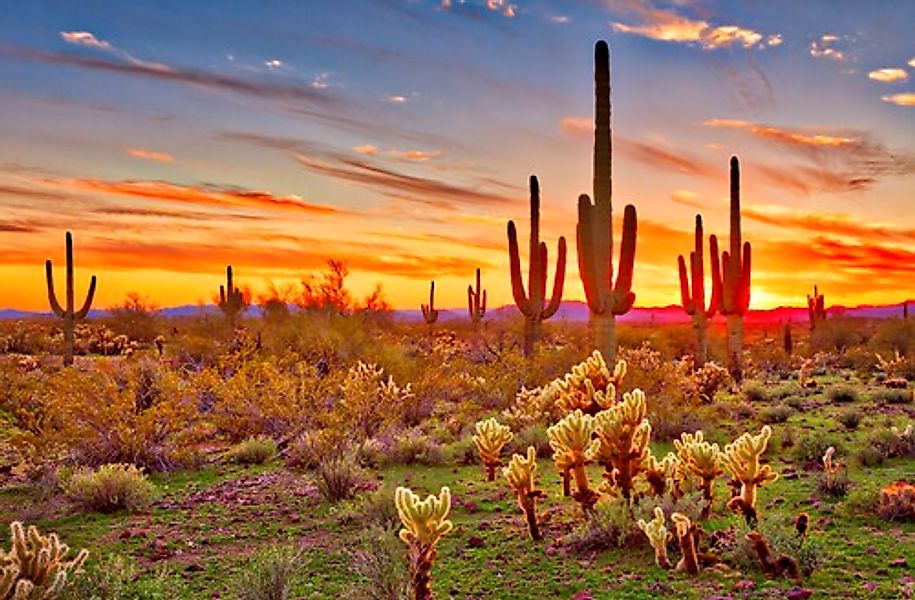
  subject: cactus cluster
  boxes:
[807,285,826,330]
[507,176,567,357]
[421,281,439,325]
[547,410,599,510]
[590,390,651,500]
[549,351,626,415]
[503,446,545,540]
[395,486,453,600]
[674,431,723,519]
[0,521,88,599]
[472,418,514,481]
[678,215,719,365]
[577,41,638,362]
[721,425,778,524]
[45,231,96,367]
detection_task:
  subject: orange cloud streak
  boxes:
[126,148,174,163]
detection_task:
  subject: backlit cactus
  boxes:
[45,231,96,367]
[678,215,719,364]
[421,280,439,325]
[395,486,453,600]
[807,285,826,330]
[503,446,546,540]
[467,268,486,326]
[577,41,638,363]
[547,410,600,511]
[507,175,567,357]
[822,446,840,488]
[590,389,651,500]
[218,265,246,325]
[472,418,514,481]
[552,351,626,415]
[671,512,700,575]
[721,425,778,523]
[674,431,723,519]
[637,507,671,569]
[644,450,681,498]
[0,521,88,599]
[710,157,751,383]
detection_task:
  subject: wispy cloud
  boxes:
[744,204,915,242]
[882,92,915,106]
[559,116,591,136]
[616,138,718,179]
[440,0,518,19]
[670,190,707,209]
[59,30,170,71]
[703,118,856,148]
[353,145,379,156]
[126,148,174,163]
[868,68,908,83]
[809,34,846,62]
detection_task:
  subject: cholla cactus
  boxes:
[721,425,778,522]
[502,386,559,430]
[503,446,546,540]
[674,431,724,519]
[395,486,453,600]
[552,351,627,415]
[671,513,699,575]
[340,361,414,438]
[644,450,681,498]
[637,507,671,569]
[547,410,600,511]
[589,389,651,500]
[822,446,840,488]
[472,418,514,481]
[0,521,88,599]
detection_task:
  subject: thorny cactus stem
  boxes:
[503,446,545,541]
[395,486,453,600]
[547,410,600,512]
[674,430,723,519]
[678,214,719,365]
[472,418,513,481]
[721,425,778,522]
[45,231,96,367]
[637,507,671,569]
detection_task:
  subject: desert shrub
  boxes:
[63,463,155,513]
[836,410,862,430]
[889,425,915,457]
[741,382,768,402]
[782,395,806,410]
[316,455,368,503]
[872,319,914,358]
[877,481,915,522]
[442,437,476,466]
[810,318,867,354]
[818,469,851,498]
[344,525,409,600]
[691,362,730,403]
[286,428,348,471]
[228,436,278,465]
[856,445,887,467]
[375,429,445,467]
[733,517,828,576]
[507,424,551,459]
[232,545,301,600]
[792,431,841,463]
[826,384,858,404]
[336,361,414,439]
[342,488,400,531]
[60,554,179,599]
[872,388,912,405]
[104,292,162,344]
[842,482,880,516]
[758,404,793,424]
[564,498,642,553]
[770,382,803,400]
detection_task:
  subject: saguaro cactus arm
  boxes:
[421,280,439,324]
[218,265,246,320]
[467,268,487,322]
[46,231,97,366]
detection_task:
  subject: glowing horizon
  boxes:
[2,1,914,312]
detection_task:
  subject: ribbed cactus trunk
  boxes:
[46,231,96,367]
[678,215,718,366]
[577,41,638,363]
[467,268,486,334]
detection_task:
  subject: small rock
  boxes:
[892,558,910,568]
[786,588,814,600]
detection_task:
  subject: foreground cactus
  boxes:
[674,431,723,519]
[807,285,826,330]
[551,351,626,415]
[507,176,567,357]
[421,281,439,325]
[472,418,513,481]
[711,157,751,383]
[218,265,246,325]
[45,231,96,367]
[577,40,638,362]
[590,389,651,500]
[678,215,719,364]
[0,521,88,599]
[547,410,600,511]
[637,507,671,569]
[644,450,681,498]
[395,486,453,600]
[671,513,700,575]
[467,268,486,327]
[503,446,546,540]
[722,425,778,524]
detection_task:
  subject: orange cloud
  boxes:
[616,138,718,179]
[353,145,378,156]
[670,190,707,209]
[809,35,845,61]
[703,118,856,148]
[743,205,915,242]
[559,116,591,136]
[126,148,174,163]
[882,93,915,106]
[390,149,442,162]
[868,68,909,83]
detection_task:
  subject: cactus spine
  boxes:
[678,215,719,365]
[467,268,486,326]
[421,281,439,324]
[45,231,96,367]
[807,285,825,330]
[218,265,246,326]
[507,175,567,357]
[711,156,751,383]
[577,40,638,362]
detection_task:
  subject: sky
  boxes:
[0,0,913,312]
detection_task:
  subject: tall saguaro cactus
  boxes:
[218,265,246,326]
[711,157,752,383]
[421,281,439,324]
[577,40,638,362]
[467,268,486,326]
[46,231,96,366]
[508,175,567,357]
[807,285,825,330]
[678,215,720,365]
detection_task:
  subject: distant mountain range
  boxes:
[2,300,909,324]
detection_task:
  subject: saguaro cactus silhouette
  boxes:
[807,285,825,330]
[507,175,567,357]
[467,268,486,326]
[46,231,96,366]
[678,215,719,365]
[218,265,246,326]
[577,40,638,362]
[711,157,751,383]
[421,280,439,324]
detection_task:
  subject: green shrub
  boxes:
[836,410,862,430]
[232,545,301,600]
[826,384,859,404]
[792,431,840,463]
[316,456,368,503]
[507,424,551,458]
[758,404,793,424]
[344,526,409,600]
[856,445,887,467]
[872,388,912,405]
[63,463,156,513]
[228,436,278,465]
[842,482,880,516]
[60,554,180,599]
[741,382,769,403]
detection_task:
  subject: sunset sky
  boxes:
[1,0,914,311]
